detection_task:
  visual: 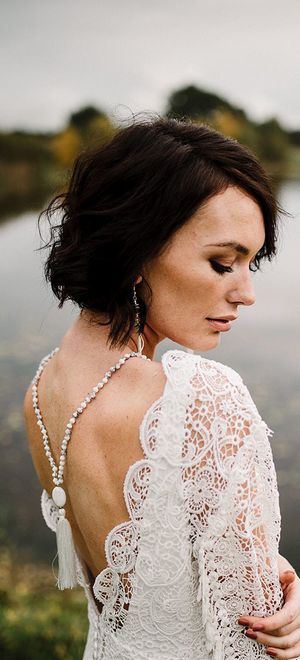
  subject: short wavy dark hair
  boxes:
[39,115,283,349]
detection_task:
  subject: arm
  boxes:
[278,554,297,575]
[181,357,284,658]
[238,555,300,659]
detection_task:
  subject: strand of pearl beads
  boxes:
[32,347,150,506]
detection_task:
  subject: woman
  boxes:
[24,117,300,659]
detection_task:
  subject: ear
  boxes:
[135,275,143,285]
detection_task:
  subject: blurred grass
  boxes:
[0,551,88,659]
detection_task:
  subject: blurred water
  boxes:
[0,180,299,569]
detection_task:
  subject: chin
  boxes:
[184,333,221,352]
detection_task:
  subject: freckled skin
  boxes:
[140,185,265,354]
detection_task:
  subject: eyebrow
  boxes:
[204,241,250,256]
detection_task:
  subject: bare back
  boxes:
[23,321,166,579]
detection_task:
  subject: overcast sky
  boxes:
[1,0,300,132]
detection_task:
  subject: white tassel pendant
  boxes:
[56,508,77,589]
[137,333,145,354]
[52,486,77,590]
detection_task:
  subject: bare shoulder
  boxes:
[22,351,167,480]
[120,354,166,391]
[93,354,167,427]
[23,382,35,444]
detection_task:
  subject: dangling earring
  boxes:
[132,281,145,355]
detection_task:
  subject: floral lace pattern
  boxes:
[40,349,289,659]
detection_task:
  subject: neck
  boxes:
[136,320,161,360]
[76,309,161,361]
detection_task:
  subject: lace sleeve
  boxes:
[180,355,284,658]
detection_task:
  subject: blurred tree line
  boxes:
[0,84,300,221]
[166,85,300,177]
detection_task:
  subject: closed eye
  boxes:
[209,260,233,275]
[210,259,258,275]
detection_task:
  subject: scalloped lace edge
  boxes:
[41,349,192,600]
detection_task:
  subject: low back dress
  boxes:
[32,348,284,659]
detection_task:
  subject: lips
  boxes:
[206,316,237,322]
[206,317,237,332]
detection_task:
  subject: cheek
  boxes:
[146,257,220,314]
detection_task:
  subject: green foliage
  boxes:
[0,92,299,221]
[164,84,292,178]
[288,129,300,146]
[0,131,54,164]
[286,145,300,179]
[0,129,63,220]
[165,84,246,121]
[52,113,116,168]
[255,118,289,163]
[0,105,115,220]
[69,105,106,132]
[0,552,88,659]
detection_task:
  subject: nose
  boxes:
[227,271,256,307]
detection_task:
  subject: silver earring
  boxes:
[133,282,145,354]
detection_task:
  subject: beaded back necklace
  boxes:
[32,346,151,589]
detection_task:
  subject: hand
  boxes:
[238,570,300,658]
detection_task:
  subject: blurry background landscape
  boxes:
[0,1,299,658]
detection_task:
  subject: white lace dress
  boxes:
[40,348,284,659]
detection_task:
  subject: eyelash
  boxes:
[209,259,258,275]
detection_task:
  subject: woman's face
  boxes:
[142,185,266,352]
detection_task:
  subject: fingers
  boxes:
[280,572,296,580]
[264,645,300,659]
[245,626,300,657]
[280,573,297,589]
[237,573,300,656]
[273,619,300,639]
[238,572,300,632]
[238,605,299,635]
[259,609,297,634]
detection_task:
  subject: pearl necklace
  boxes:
[32,347,150,495]
[32,346,151,589]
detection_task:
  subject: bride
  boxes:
[24,116,300,659]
